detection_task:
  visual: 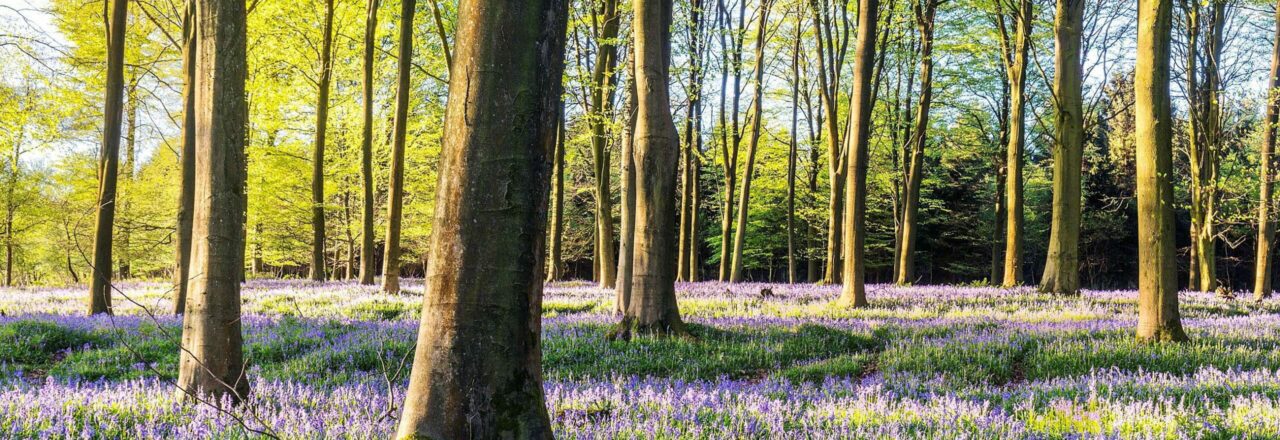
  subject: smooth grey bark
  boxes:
[176,0,250,402]
[614,0,685,338]
[88,0,128,315]
[392,1,566,436]
[358,0,379,285]
[310,0,336,281]
[173,0,197,314]
[838,0,879,307]
[381,0,415,294]
[616,66,638,316]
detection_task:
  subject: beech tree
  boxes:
[358,0,379,286]
[87,0,127,316]
[309,0,336,281]
[729,0,773,282]
[894,0,941,285]
[1256,1,1280,301]
[173,0,196,314]
[614,0,685,338]
[588,0,622,289]
[393,1,567,435]
[1039,0,1084,295]
[838,0,880,306]
[381,0,415,294]
[997,0,1031,287]
[177,0,251,401]
[1134,0,1188,343]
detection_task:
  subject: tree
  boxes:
[617,61,638,315]
[997,0,1031,287]
[358,0,379,286]
[717,0,748,282]
[547,105,566,283]
[729,0,773,282]
[381,0,415,294]
[177,0,251,401]
[894,0,941,285]
[809,0,850,284]
[678,0,706,283]
[1134,0,1188,343]
[786,8,801,284]
[614,0,685,338]
[309,0,336,281]
[173,0,196,314]
[1039,0,1084,295]
[1256,0,1280,301]
[588,0,623,289]
[1183,0,1228,292]
[393,0,567,435]
[838,0,879,306]
[87,0,128,315]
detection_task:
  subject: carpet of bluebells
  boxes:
[3,279,1280,438]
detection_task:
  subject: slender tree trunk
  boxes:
[120,79,136,281]
[616,65,638,316]
[310,0,336,281]
[837,0,879,307]
[393,2,566,435]
[1186,0,1225,292]
[177,0,250,402]
[590,0,622,289]
[894,0,938,285]
[1040,0,1084,295]
[614,0,685,338]
[88,0,128,315]
[787,19,800,284]
[810,0,845,284]
[1134,0,1188,343]
[678,0,704,283]
[729,0,772,282]
[1255,0,1280,301]
[718,0,746,282]
[381,0,415,294]
[990,73,1009,286]
[547,105,566,283]
[359,0,380,286]
[1002,0,1031,287]
[173,0,197,314]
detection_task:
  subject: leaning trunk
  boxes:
[88,0,128,315]
[381,0,415,294]
[1256,0,1280,301]
[894,0,938,285]
[729,1,772,282]
[173,0,197,314]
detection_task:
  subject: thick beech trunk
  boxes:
[381,0,415,294]
[1039,0,1084,295]
[1134,0,1188,343]
[393,1,566,436]
[176,0,250,402]
[614,0,685,338]
[88,0,128,315]
[837,0,879,307]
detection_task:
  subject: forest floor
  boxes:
[2,280,1280,438]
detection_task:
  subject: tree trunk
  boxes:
[678,0,704,283]
[787,19,800,284]
[894,0,938,286]
[177,0,250,402]
[88,0,128,316]
[614,0,685,338]
[359,0,380,286]
[809,0,846,285]
[1039,0,1084,295]
[1134,0,1188,343]
[547,105,566,283]
[173,0,197,314]
[616,66,638,316]
[837,0,879,307]
[718,0,746,282]
[1001,0,1031,288]
[1185,0,1225,292]
[381,0,415,294]
[729,0,772,282]
[590,0,622,289]
[310,0,336,282]
[1256,0,1280,301]
[393,1,566,435]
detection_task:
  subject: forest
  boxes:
[2,0,1280,438]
